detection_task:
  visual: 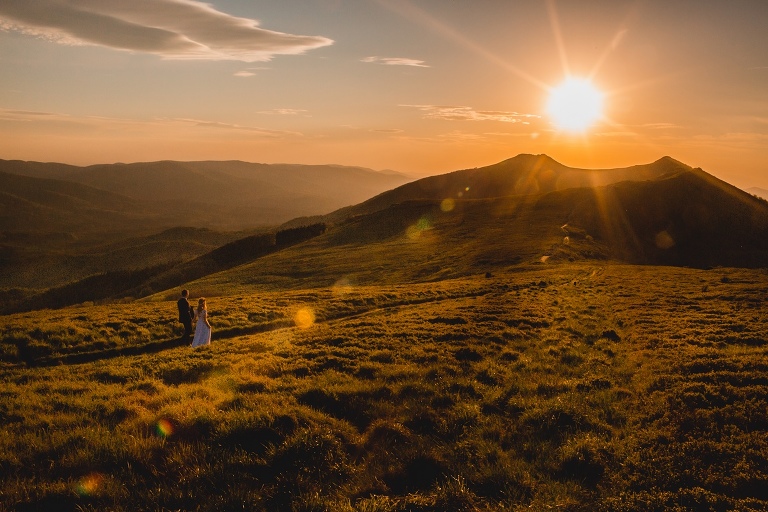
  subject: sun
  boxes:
[546,77,604,132]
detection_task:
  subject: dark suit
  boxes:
[177,297,194,340]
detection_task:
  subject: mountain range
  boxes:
[747,186,768,200]
[2,153,767,313]
[192,155,767,294]
[0,159,410,294]
[0,159,412,233]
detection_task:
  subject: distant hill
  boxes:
[281,154,692,228]
[0,227,248,290]
[746,186,768,200]
[4,224,326,313]
[4,154,768,313]
[192,156,768,294]
[0,170,141,234]
[0,159,413,230]
[0,158,412,295]
[350,153,689,213]
[553,168,768,267]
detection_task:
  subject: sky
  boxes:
[1,0,767,189]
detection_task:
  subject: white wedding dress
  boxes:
[191,309,212,348]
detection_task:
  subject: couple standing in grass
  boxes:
[177,289,212,348]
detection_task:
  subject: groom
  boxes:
[177,289,195,341]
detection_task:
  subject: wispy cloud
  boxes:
[255,108,309,116]
[391,130,489,145]
[0,108,300,137]
[233,66,270,77]
[642,123,680,130]
[0,0,333,62]
[402,104,539,123]
[370,128,404,134]
[362,56,429,67]
[175,118,300,137]
[0,108,63,120]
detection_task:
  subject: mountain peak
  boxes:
[651,156,692,171]
[502,153,564,167]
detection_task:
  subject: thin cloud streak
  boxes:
[177,118,301,137]
[0,0,333,62]
[0,108,300,137]
[362,56,429,67]
[370,128,404,134]
[255,109,309,116]
[403,104,540,123]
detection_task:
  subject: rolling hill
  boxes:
[1,156,767,511]
[3,154,767,313]
[284,154,693,227]
[0,170,141,234]
[0,158,412,298]
[0,227,250,291]
[176,155,768,299]
[747,186,768,200]
[0,159,412,230]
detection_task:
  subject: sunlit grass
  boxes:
[0,264,766,510]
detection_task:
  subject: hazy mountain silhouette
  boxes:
[282,154,692,228]
[0,159,412,230]
[235,155,768,291]
[549,168,768,267]
[746,186,768,200]
[3,154,768,313]
[0,170,142,233]
[0,159,411,297]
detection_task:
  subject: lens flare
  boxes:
[75,473,104,496]
[441,198,455,212]
[407,216,433,240]
[655,230,675,249]
[406,225,421,239]
[156,418,174,438]
[333,277,354,296]
[294,307,315,329]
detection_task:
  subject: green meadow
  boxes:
[1,263,766,511]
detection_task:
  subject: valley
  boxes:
[4,1,768,509]
[0,154,767,511]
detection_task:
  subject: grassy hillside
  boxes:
[6,153,763,305]
[0,264,765,510]
[566,170,768,267]
[0,227,247,290]
[1,225,326,314]
[4,153,765,317]
[184,174,768,298]
[289,154,692,229]
[1,154,766,510]
[0,158,413,299]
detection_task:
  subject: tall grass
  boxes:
[1,264,766,511]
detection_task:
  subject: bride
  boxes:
[191,297,212,348]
